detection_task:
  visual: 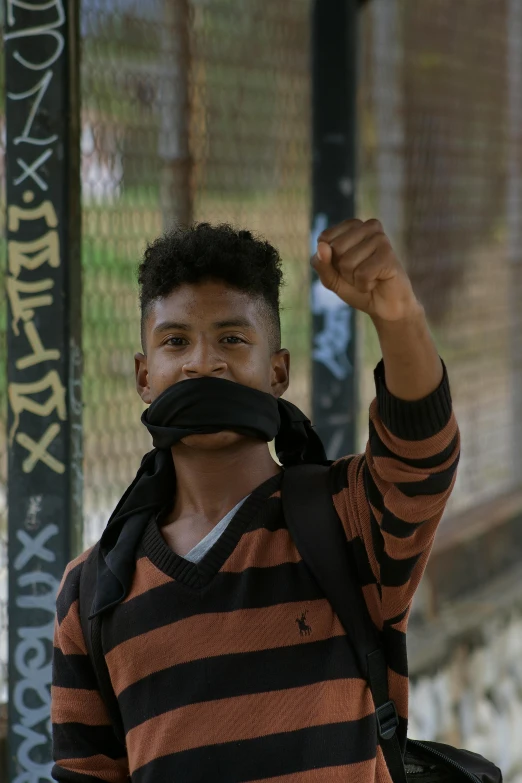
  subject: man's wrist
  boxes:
[370,300,443,401]
[370,299,426,334]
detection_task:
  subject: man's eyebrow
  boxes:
[213,317,256,330]
[152,318,256,334]
[152,320,191,334]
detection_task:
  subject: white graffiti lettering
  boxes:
[11,568,60,783]
[311,278,352,381]
[6,1,65,72]
[14,149,53,190]
[24,495,44,531]
[310,212,328,255]
[12,724,54,783]
[11,570,59,783]
[7,0,63,26]
[7,70,58,147]
[310,214,353,382]
[14,525,58,571]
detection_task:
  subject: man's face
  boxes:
[135,280,290,450]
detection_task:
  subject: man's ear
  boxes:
[271,349,290,398]
[135,352,152,404]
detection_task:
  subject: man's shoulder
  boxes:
[63,543,98,583]
[56,544,98,617]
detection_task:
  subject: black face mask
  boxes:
[142,376,326,464]
[92,377,327,617]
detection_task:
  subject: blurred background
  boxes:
[1,0,522,779]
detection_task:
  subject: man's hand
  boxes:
[312,217,443,399]
[312,218,421,322]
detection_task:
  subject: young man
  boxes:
[52,219,459,782]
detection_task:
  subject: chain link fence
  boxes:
[1,0,522,711]
[80,0,313,547]
[357,0,522,518]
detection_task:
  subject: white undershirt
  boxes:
[183,496,250,563]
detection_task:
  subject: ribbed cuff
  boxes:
[374,359,452,441]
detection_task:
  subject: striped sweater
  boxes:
[52,363,459,782]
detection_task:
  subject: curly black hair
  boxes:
[138,222,284,351]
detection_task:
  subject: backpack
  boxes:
[79,464,503,782]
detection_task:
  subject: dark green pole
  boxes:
[311,0,358,459]
[4,1,82,779]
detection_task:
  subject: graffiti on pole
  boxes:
[4,1,81,781]
[311,0,358,460]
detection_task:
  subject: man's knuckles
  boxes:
[335,233,390,271]
[318,217,363,242]
[320,217,383,239]
[364,218,383,232]
[330,224,386,254]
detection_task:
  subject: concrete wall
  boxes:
[408,563,522,782]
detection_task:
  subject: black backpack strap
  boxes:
[79,546,126,748]
[281,464,407,783]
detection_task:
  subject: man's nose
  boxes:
[181,340,227,378]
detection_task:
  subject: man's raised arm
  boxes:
[315,218,459,630]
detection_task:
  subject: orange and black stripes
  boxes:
[106,600,346,696]
[52,547,128,782]
[52,363,458,782]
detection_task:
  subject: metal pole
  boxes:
[311,0,358,459]
[371,0,405,258]
[507,0,522,481]
[159,0,193,230]
[4,1,82,779]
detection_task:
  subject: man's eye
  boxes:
[222,336,244,344]
[165,337,187,346]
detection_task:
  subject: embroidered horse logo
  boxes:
[296,610,312,636]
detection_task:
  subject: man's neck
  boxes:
[169,440,281,526]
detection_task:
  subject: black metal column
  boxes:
[311,0,358,459]
[4,1,82,779]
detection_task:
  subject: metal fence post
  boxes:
[4,1,82,779]
[311,0,358,459]
[159,0,193,230]
[507,0,522,480]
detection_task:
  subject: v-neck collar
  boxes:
[141,472,282,590]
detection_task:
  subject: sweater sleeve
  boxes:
[331,359,459,634]
[52,554,129,783]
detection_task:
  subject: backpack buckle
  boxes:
[376,700,399,740]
